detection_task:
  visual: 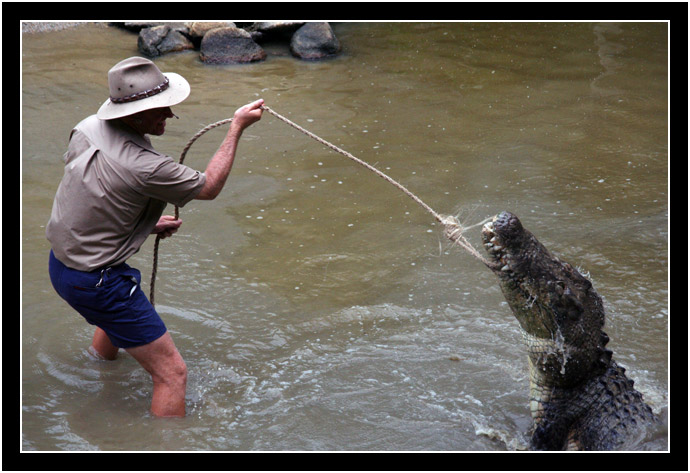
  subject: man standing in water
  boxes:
[46,57,264,417]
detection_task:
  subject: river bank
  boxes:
[21,21,107,33]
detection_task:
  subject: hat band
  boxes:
[110,77,170,104]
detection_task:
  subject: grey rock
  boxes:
[200,26,267,64]
[186,22,236,39]
[289,22,341,60]
[138,25,194,57]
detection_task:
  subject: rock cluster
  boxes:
[111,21,341,63]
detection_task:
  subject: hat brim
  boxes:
[96,72,190,120]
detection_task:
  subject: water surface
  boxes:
[22,22,668,451]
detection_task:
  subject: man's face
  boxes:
[133,107,175,136]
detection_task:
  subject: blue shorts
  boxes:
[49,250,167,349]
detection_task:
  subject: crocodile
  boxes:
[475,211,657,450]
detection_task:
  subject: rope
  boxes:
[149,117,234,306]
[259,106,495,268]
[149,106,495,305]
[261,106,446,223]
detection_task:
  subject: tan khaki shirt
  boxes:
[46,115,206,271]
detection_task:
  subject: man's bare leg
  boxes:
[90,327,119,360]
[125,331,187,417]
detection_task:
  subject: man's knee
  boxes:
[172,358,188,385]
[158,356,187,388]
[126,333,187,387]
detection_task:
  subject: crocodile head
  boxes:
[481,211,611,389]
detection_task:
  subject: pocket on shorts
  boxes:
[65,269,140,315]
[104,271,141,310]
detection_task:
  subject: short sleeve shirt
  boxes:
[46,115,206,271]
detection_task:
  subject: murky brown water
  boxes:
[22,22,668,451]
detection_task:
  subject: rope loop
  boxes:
[150,117,234,305]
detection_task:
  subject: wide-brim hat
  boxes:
[97,56,190,120]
